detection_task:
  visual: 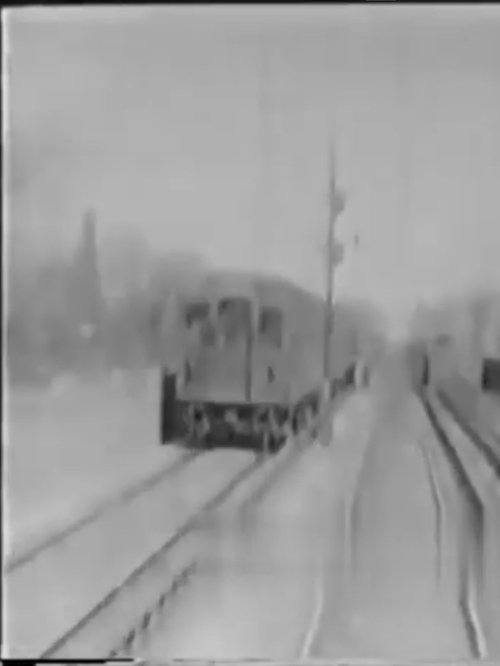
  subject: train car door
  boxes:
[217,296,255,403]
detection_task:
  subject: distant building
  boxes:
[482,297,500,359]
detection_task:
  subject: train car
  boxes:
[158,269,358,452]
[407,295,500,396]
[431,299,500,392]
[480,298,500,394]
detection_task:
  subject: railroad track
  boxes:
[6,443,260,658]
[436,388,500,478]
[418,389,489,659]
[5,391,348,660]
[38,437,309,659]
[102,394,353,660]
[6,447,201,574]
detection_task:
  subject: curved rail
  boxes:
[6,448,202,574]
[39,460,257,658]
[106,402,343,658]
[419,389,488,659]
[39,431,312,659]
[437,388,500,478]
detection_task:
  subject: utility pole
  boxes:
[258,35,272,270]
[323,147,346,385]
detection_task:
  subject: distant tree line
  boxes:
[6,214,208,386]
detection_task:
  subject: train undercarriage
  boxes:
[160,372,322,454]
[159,357,364,453]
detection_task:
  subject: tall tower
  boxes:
[75,207,102,338]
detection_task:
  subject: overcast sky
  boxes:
[4,5,500,335]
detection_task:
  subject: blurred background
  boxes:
[3,5,500,389]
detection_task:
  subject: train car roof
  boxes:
[182,267,324,312]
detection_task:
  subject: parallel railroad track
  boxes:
[419,389,489,660]
[39,437,309,659]
[108,393,354,660]
[5,392,348,660]
[436,388,500,478]
[6,447,202,574]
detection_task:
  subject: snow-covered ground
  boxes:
[5,365,494,660]
[135,365,484,662]
[133,389,374,660]
[319,376,472,661]
[427,392,500,657]
[4,441,253,658]
[4,372,181,560]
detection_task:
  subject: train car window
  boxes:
[217,297,252,344]
[184,301,210,328]
[184,300,216,346]
[259,307,283,348]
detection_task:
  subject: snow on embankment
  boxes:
[5,447,253,659]
[424,390,500,657]
[42,438,311,659]
[4,372,181,560]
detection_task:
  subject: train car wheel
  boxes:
[304,404,316,438]
[291,410,301,436]
[259,430,271,457]
[160,369,179,444]
[295,405,305,434]
[422,354,430,387]
[272,434,284,453]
